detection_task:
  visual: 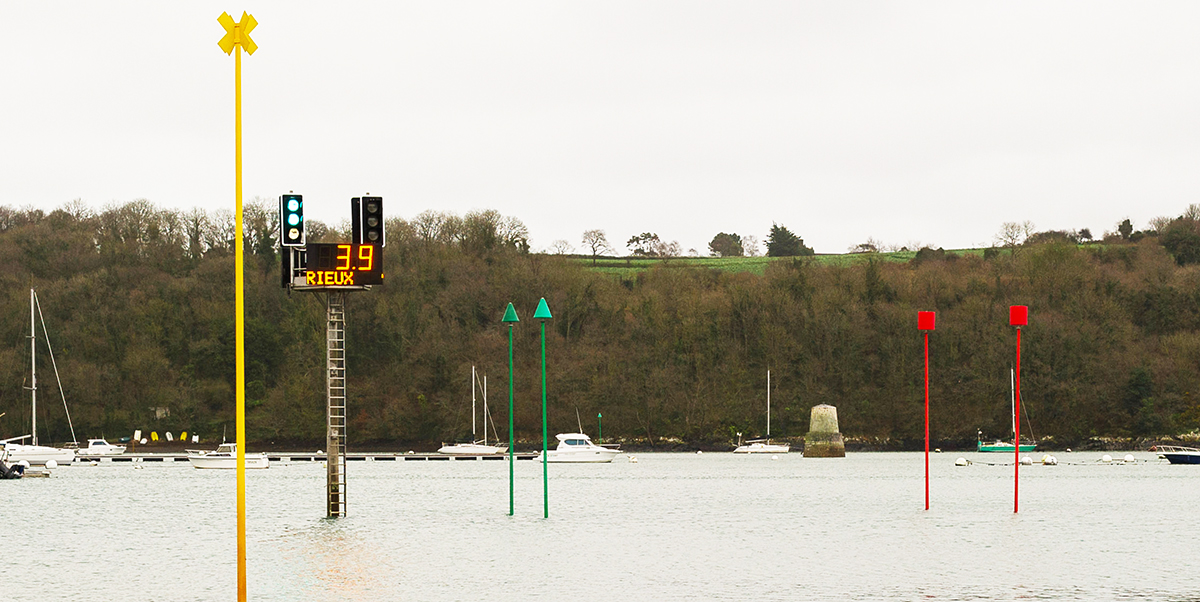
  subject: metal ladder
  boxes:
[326,292,347,517]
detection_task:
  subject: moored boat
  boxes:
[2,290,78,467]
[734,438,791,454]
[2,437,75,466]
[1153,445,1200,464]
[439,366,506,455]
[187,443,269,469]
[978,369,1037,453]
[76,439,126,457]
[977,439,1037,453]
[538,433,622,463]
[438,442,507,455]
[734,369,791,454]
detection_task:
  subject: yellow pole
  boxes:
[234,41,247,602]
[217,14,256,599]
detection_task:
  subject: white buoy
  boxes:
[1020,456,1033,465]
[629,456,638,463]
[955,457,970,466]
[1041,455,1058,465]
[934,448,942,453]
[1124,454,1136,463]
[45,459,57,469]
[17,460,30,468]
[771,455,779,460]
[1065,448,1072,452]
[1101,454,1113,463]
[696,450,703,454]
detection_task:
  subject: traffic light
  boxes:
[279,193,305,247]
[360,195,385,246]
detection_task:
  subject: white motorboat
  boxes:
[734,369,790,453]
[3,290,78,467]
[1153,445,1200,464]
[187,443,269,469]
[538,433,623,463]
[76,439,126,457]
[439,367,507,455]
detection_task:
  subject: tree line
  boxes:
[1,200,1198,450]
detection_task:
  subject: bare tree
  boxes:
[550,239,574,255]
[994,221,1035,251]
[742,235,762,257]
[849,236,884,254]
[657,240,682,258]
[581,229,613,265]
[1148,216,1173,234]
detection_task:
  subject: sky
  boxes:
[3,2,1199,255]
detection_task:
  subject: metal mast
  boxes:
[30,289,36,446]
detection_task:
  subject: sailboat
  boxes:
[438,366,506,455]
[734,369,790,453]
[2,290,77,466]
[977,368,1036,453]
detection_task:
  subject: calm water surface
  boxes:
[3,452,1196,601]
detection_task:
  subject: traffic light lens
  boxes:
[288,228,299,240]
[366,217,379,228]
[288,214,301,226]
[366,201,379,213]
[287,199,300,212]
[367,231,380,241]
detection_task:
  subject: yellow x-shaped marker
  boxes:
[218,12,258,55]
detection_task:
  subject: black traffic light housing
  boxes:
[352,195,385,247]
[280,193,305,247]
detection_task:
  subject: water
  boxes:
[3,452,1196,601]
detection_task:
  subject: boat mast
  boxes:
[482,374,487,447]
[472,365,477,443]
[30,288,37,447]
[1010,368,1016,440]
[766,369,771,439]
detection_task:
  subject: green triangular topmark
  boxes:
[533,297,552,319]
[502,302,520,323]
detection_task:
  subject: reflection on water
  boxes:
[272,518,399,600]
[2,453,1197,601]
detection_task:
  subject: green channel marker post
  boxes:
[533,297,552,519]
[502,303,519,516]
[597,412,602,444]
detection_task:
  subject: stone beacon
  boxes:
[804,404,845,457]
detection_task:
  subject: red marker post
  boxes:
[918,311,936,510]
[1009,305,1028,514]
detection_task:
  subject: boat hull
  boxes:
[437,444,507,455]
[734,443,790,454]
[977,442,1036,453]
[1162,452,1200,464]
[187,454,270,469]
[3,444,75,466]
[539,449,623,463]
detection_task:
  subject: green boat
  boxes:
[977,369,1037,453]
[977,438,1037,453]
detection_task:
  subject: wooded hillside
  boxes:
[1,201,1198,449]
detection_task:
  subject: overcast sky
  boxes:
[3,2,1199,254]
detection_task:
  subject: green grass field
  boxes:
[573,249,986,276]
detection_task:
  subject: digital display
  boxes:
[304,243,383,286]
